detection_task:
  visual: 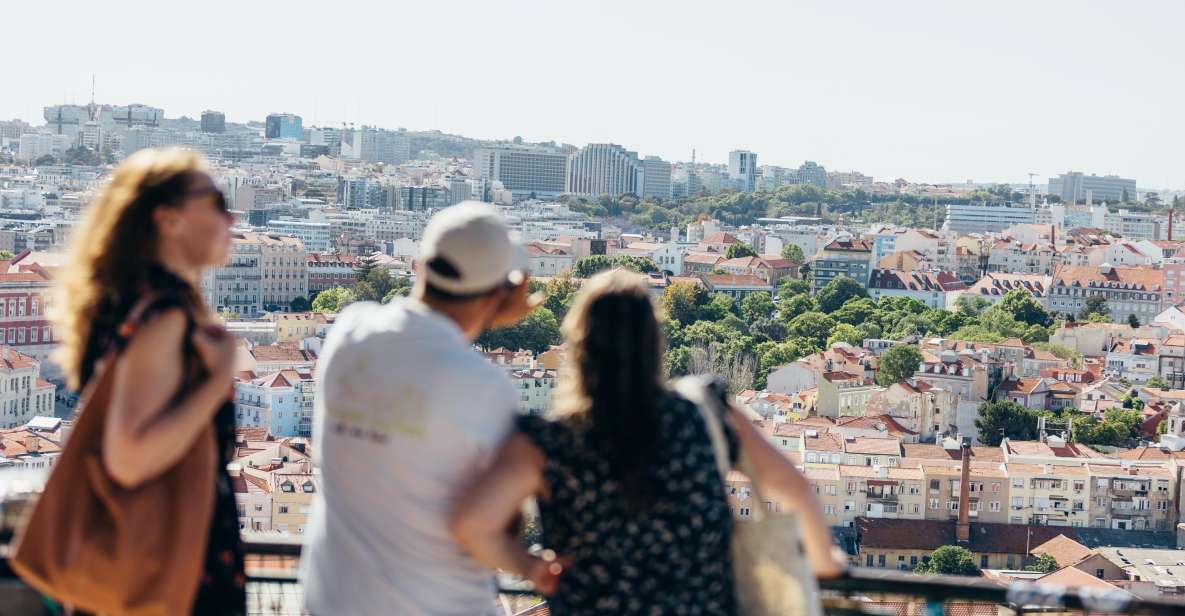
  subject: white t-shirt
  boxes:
[303,299,518,616]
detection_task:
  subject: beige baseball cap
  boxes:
[418,201,525,296]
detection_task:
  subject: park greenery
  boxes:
[914,545,980,576]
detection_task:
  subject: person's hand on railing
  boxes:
[524,549,566,596]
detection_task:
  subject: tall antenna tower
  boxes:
[1027,172,1038,209]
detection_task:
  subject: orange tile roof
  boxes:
[1030,534,1093,566]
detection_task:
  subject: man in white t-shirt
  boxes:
[303,202,540,615]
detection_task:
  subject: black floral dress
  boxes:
[516,392,739,615]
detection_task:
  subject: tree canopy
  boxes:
[780,243,805,263]
[876,345,923,386]
[915,546,980,576]
[312,287,355,313]
[725,243,758,259]
[975,400,1041,446]
[815,275,868,313]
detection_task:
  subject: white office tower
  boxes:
[566,144,642,198]
[639,156,673,200]
[475,147,568,202]
[728,150,758,192]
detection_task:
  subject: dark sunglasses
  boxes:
[178,186,230,214]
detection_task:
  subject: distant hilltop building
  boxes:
[728,150,758,192]
[201,110,226,134]
[1048,171,1137,204]
[475,146,568,202]
[565,143,641,198]
[265,113,303,140]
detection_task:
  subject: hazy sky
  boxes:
[7,0,1183,188]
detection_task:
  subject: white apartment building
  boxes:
[475,147,568,201]
[266,219,332,253]
[233,369,315,438]
[17,133,71,163]
[566,143,641,198]
[943,203,1036,234]
[203,232,309,317]
[0,347,55,430]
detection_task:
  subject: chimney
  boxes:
[956,436,971,544]
[1050,224,1056,248]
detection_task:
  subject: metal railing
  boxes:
[3,532,1185,615]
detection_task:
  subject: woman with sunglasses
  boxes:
[54,147,244,614]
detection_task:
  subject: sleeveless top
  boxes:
[516,392,739,615]
[86,272,245,615]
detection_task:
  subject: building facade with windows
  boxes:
[565,143,641,198]
[475,147,568,201]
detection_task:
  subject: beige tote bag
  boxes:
[674,376,823,616]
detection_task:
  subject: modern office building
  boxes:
[266,219,333,253]
[943,203,1036,234]
[729,150,758,192]
[474,147,568,201]
[1105,209,1163,241]
[265,113,303,140]
[566,143,641,198]
[1048,172,1137,204]
[795,161,828,189]
[341,127,410,165]
[201,110,226,133]
[398,186,449,211]
[17,133,70,162]
[640,156,673,200]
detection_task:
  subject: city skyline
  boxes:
[7,0,1184,189]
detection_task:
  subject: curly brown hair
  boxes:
[53,148,210,390]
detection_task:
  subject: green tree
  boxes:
[725,243,759,259]
[1078,294,1108,321]
[381,278,412,303]
[778,294,818,322]
[354,267,398,302]
[612,254,659,273]
[1023,554,1060,574]
[354,254,379,279]
[777,277,810,298]
[780,243,805,263]
[1147,375,1170,390]
[827,323,864,348]
[312,287,356,313]
[33,154,56,166]
[698,293,739,322]
[815,275,869,313]
[572,255,614,278]
[740,291,775,323]
[543,273,581,321]
[975,400,1040,446]
[664,281,708,326]
[755,339,814,388]
[1128,314,1141,327]
[999,288,1052,327]
[915,545,980,576]
[289,296,311,312]
[876,344,923,386]
[830,298,877,326]
[475,307,561,354]
[786,312,837,350]
[955,294,992,317]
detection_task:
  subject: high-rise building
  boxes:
[1048,172,1137,204]
[566,143,641,198]
[640,156,673,200]
[17,133,70,162]
[201,110,226,133]
[265,113,303,140]
[79,121,103,150]
[475,147,568,201]
[729,150,758,192]
[341,127,410,165]
[308,127,341,155]
[794,161,828,188]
